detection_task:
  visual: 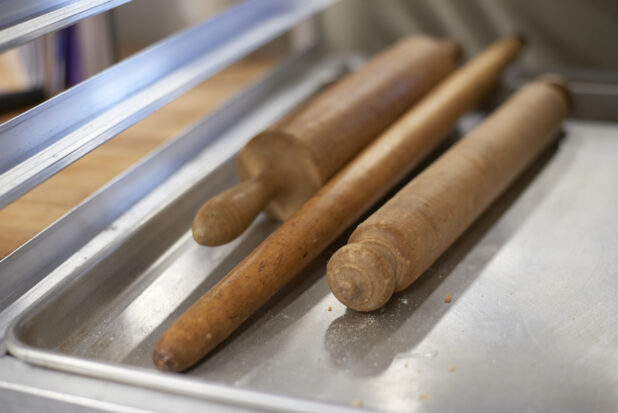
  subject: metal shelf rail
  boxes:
[0,0,337,209]
[0,0,132,53]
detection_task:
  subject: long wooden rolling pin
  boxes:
[327,76,572,311]
[153,36,524,372]
[192,36,461,246]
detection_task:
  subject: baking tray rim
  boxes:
[5,328,357,413]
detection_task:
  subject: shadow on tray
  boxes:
[323,133,567,377]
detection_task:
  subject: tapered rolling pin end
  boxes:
[154,327,210,372]
[327,242,397,312]
[193,174,278,246]
[512,33,527,47]
[442,38,463,61]
[152,347,182,372]
[537,74,574,111]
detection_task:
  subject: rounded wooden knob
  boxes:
[327,241,397,312]
[192,173,278,246]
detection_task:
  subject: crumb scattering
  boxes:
[351,399,362,408]
[445,294,452,304]
[449,365,456,372]
[327,306,332,311]
[420,393,429,400]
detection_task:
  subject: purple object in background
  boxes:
[62,25,83,87]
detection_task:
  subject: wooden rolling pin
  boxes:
[192,36,461,246]
[153,36,524,372]
[327,76,572,311]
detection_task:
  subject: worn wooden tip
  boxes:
[153,290,230,372]
[192,174,278,246]
[153,338,199,373]
[536,74,574,111]
[152,347,182,372]
[153,325,216,372]
[512,33,527,47]
[327,242,397,312]
[442,38,463,62]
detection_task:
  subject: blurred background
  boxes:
[2,0,617,101]
[114,0,618,76]
[0,0,616,257]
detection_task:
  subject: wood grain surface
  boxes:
[327,77,571,311]
[192,36,461,246]
[153,37,524,372]
[0,58,274,259]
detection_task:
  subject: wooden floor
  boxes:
[0,59,274,258]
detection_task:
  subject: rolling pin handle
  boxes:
[192,171,279,246]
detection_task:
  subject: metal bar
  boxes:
[0,0,338,208]
[0,357,356,413]
[0,51,350,349]
[0,0,131,53]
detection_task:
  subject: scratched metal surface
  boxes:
[8,119,618,412]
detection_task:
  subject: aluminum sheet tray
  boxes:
[4,55,618,412]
